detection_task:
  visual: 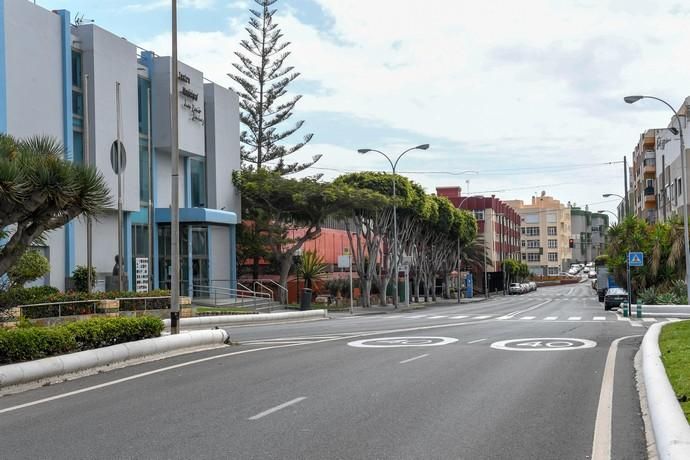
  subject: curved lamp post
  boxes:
[602,193,625,220]
[624,95,690,304]
[358,144,430,308]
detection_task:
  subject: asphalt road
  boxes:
[0,281,654,459]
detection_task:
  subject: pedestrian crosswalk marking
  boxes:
[568,316,581,321]
[428,315,448,319]
[520,316,536,320]
[450,315,468,319]
[642,318,656,322]
[544,317,557,321]
[372,312,676,324]
[474,315,492,319]
[593,316,606,321]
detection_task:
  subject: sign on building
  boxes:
[135,257,149,293]
[338,255,351,269]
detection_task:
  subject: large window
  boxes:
[526,240,539,248]
[527,253,540,262]
[190,158,207,208]
[72,50,84,164]
[547,226,557,236]
[548,252,558,262]
[548,239,557,249]
[524,227,540,236]
[548,267,559,276]
[473,210,484,221]
[138,77,151,204]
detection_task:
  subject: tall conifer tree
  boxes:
[229,0,319,174]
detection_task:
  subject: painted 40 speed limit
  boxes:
[490,338,597,351]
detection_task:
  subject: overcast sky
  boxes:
[37,0,690,218]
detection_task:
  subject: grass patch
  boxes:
[195,306,253,314]
[659,320,690,422]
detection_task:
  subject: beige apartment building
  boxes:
[506,194,572,276]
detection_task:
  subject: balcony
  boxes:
[644,186,655,196]
[643,158,656,175]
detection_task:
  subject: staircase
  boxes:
[192,285,282,312]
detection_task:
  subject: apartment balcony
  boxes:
[644,186,656,204]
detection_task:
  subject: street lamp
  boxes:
[602,193,626,220]
[170,0,181,334]
[597,210,618,219]
[358,144,430,308]
[624,94,690,304]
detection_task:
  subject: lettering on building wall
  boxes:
[178,72,204,124]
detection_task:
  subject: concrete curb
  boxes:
[0,329,229,388]
[641,321,690,459]
[163,309,327,327]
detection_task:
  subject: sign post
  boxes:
[338,255,353,314]
[135,258,149,293]
[627,252,644,313]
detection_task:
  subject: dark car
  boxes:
[604,288,628,311]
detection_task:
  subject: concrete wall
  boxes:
[4,0,63,140]
[151,57,205,156]
[75,24,139,212]
[210,225,230,286]
[204,83,241,214]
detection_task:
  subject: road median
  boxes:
[164,309,328,327]
[0,329,229,388]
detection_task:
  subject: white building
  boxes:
[0,1,241,295]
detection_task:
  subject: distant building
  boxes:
[568,206,609,264]
[437,186,521,292]
[0,2,241,294]
[630,129,658,223]
[505,194,572,276]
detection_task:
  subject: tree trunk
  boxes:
[278,256,292,304]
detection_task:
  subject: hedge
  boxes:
[0,288,171,309]
[0,316,164,364]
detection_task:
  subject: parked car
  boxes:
[509,283,522,295]
[604,288,628,310]
[529,281,537,291]
[583,267,590,274]
[588,269,597,279]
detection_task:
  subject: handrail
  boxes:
[249,279,288,304]
[253,281,274,301]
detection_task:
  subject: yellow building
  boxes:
[506,193,572,276]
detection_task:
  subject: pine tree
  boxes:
[229,0,319,174]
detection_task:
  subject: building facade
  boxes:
[437,187,521,290]
[0,1,241,295]
[569,206,609,264]
[506,194,572,276]
[630,129,658,223]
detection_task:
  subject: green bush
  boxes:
[72,265,97,292]
[7,250,50,288]
[0,316,164,364]
[0,286,60,308]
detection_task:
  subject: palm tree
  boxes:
[297,250,327,290]
[0,134,111,277]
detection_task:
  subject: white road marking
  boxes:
[566,288,574,296]
[467,338,486,344]
[399,354,430,364]
[500,300,552,319]
[591,335,641,460]
[520,316,536,320]
[593,317,606,321]
[629,321,643,328]
[404,315,427,319]
[544,316,557,321]
[568,316,581,321]
[667,318,681,322]
[248,397,307,420]
[428,316,448,319]
[642,318,656,322]
[474,315,492,319]
[497,316,512,320]
[450,315,468,319]
[616,316,627,321]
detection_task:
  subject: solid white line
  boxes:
[474,315,492,319]
[502,300,552,319]
[467,338,486,344]
[593,317,606,321]
[450,315,468,319]
[568,316,581,321]
[248,397,307,420]
[399,354,430,364]
[520,316,536,320]
[544,316,557,321]
[428,316,447,319]
[591,335,641,460]
[404,315,427,319]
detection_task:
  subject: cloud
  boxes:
[125,0,215,12]
[137,0,690,206]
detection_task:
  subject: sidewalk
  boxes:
[329,294,495,317]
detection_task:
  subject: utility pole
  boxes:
[84,73,92,293]
[170,0,180,334]
[623,155,629,217]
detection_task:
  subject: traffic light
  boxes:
[569,238,574,248]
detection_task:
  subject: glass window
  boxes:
[547,226,557,236]
[71,51,82,88]
[72,91,83,117]
[525,227,539,236]
[548,253,558,262]
[527,240,539,248]
[548,239,557,248]
[527,253,540,262]
[73,131,84,164]
[139,138,150,204]
[473,210,484,221]
[190,158,207,208]
[548,267,559,275]
[138,78,150,136]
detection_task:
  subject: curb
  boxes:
[163,309,327,327]
[0,329,229,388]
[641,321,690,459]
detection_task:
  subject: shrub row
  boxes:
[0,287,171,308]
[0,316,164,364]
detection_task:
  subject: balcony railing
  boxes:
[644,186,655,196]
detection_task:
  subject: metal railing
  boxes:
[192,285,275,311]
[18,299,101,319]
[252,279,288,303]
[117,296,171,312]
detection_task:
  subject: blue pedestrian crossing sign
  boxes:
[628,252,644,267]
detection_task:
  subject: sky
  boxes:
[36,0,690,219]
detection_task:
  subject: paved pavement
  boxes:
[0,282,649,459]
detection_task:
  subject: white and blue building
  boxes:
[0,1,241,294]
